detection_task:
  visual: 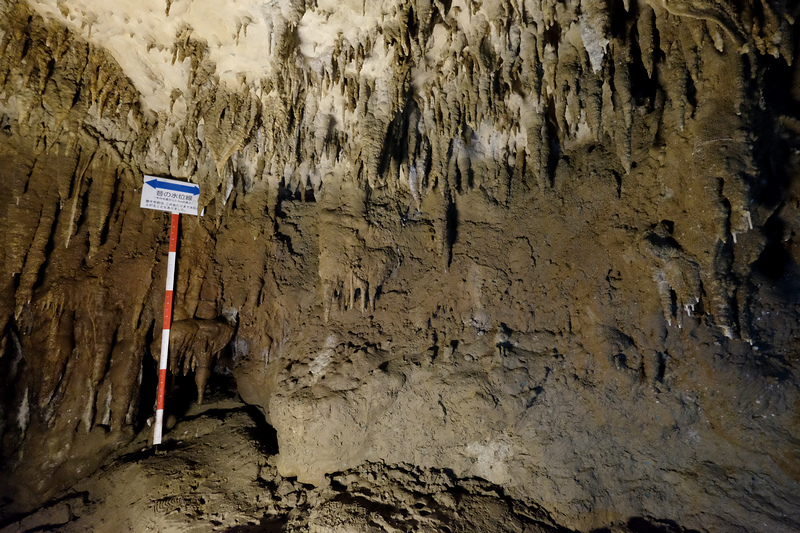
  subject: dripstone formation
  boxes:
[1,0,799,531]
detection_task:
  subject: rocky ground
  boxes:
[0,377,705,533]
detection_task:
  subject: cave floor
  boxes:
[0,384,575,533]
[0,378,699,533]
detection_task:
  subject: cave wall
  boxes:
[1,0,800,530]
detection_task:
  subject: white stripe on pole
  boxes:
[166,251,176,290]
[153,410,164,444]
[160,330,170,370]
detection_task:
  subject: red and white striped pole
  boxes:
[154,212,179,445]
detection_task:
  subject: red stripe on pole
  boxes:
[162,291,173,330]
[156,369,167,409]
[169,213,179,252]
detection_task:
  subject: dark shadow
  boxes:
[243,404,279,456]
[135,325,159,432]
[224,515,287,532]
[0,492,89,531]
[168,370,199,419]
[752,213,799,286]
[445,197,458,269]
[544,96,561,187]
[627,516,702,533]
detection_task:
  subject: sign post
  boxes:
[140,175,201,445]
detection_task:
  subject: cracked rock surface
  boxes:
[1,0,800,531]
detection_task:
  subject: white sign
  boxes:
[140,175,201,216]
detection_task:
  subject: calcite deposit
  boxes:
[1,0,799,530]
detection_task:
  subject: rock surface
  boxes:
[0,396,712,533]
[1,0,800,530]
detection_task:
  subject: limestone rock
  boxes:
[1,0,799,531]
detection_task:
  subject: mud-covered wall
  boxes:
[1,0,800,530]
